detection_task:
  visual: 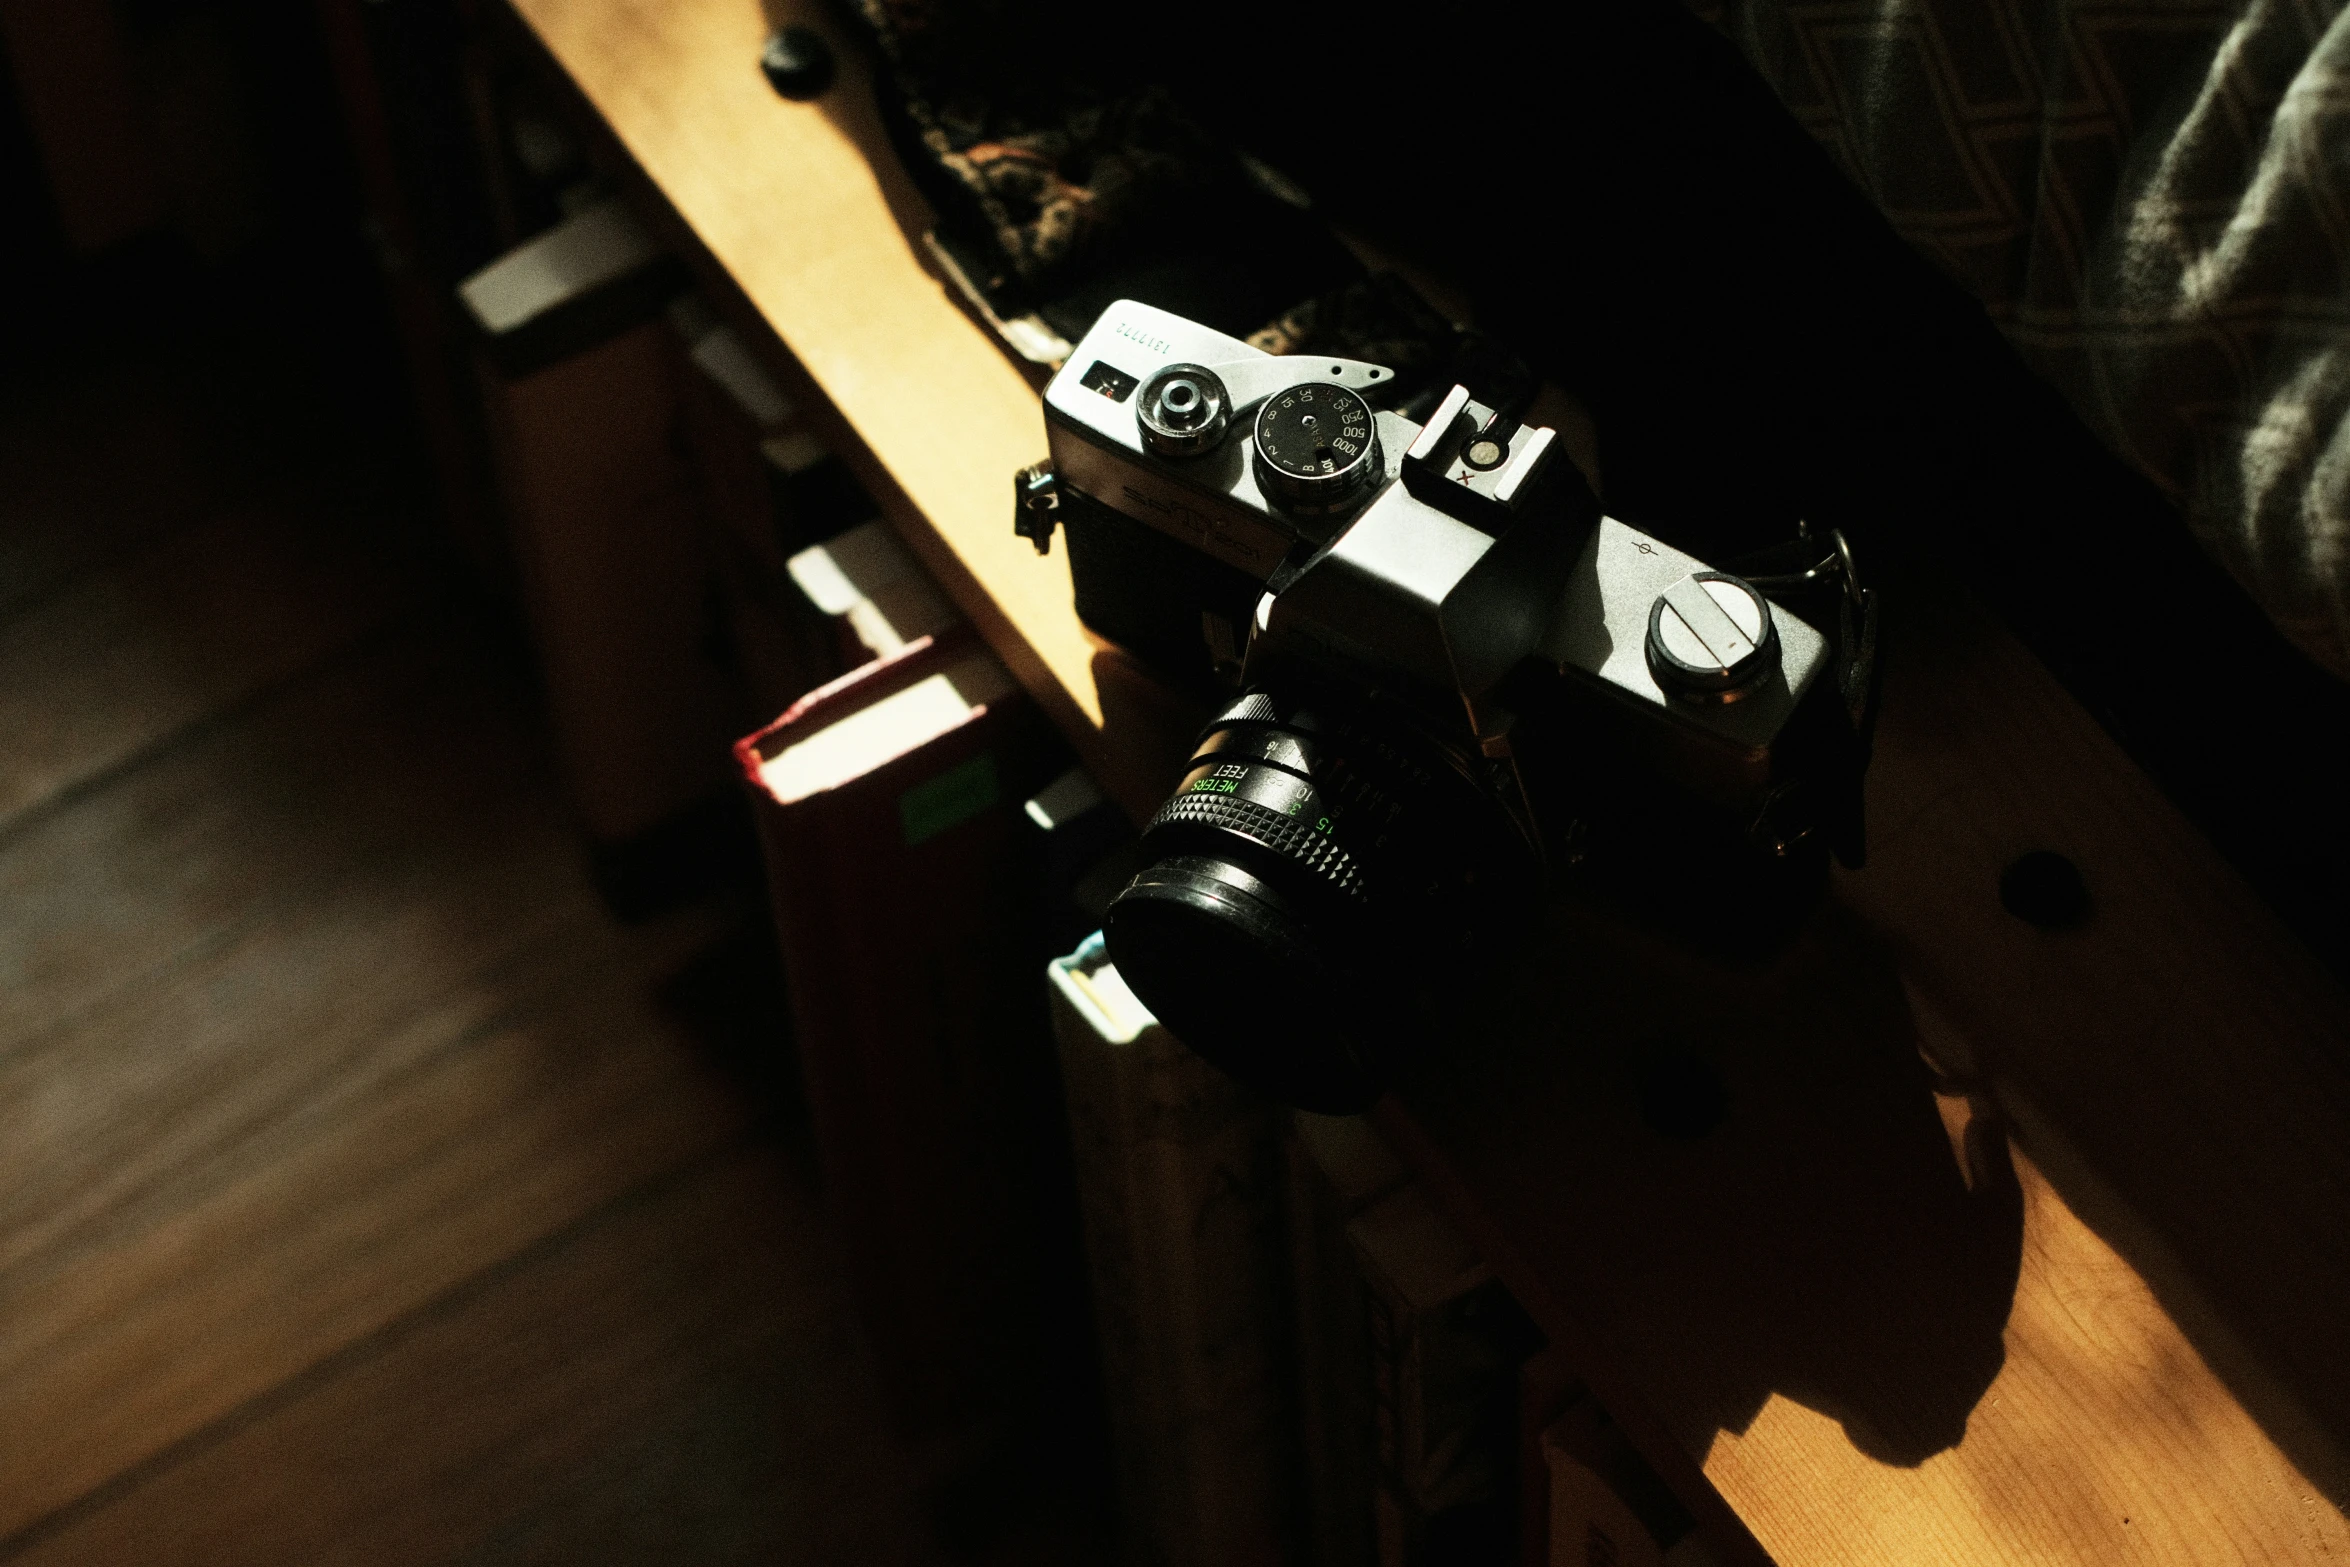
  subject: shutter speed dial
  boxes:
[1252,382,1380,515]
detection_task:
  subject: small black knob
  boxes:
[760,27,835,100]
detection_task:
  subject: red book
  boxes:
[736,629,1067,1457]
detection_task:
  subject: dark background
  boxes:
[5,0,2343,968]
[1178,2,2350,977]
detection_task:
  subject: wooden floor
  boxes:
[0,321,965,1564]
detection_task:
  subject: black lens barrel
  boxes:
[1105,850,1393,1113]
[1105,687,1540,1112]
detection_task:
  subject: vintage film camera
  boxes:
[1014,301,1873,1111]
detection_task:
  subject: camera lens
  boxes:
[1105,688,1541,1111]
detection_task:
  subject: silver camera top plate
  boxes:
[1545,517,1829,791]
[1044,300,1405,580]
[1259,449,1581,737]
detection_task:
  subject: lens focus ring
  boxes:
[1146,789,1368,905]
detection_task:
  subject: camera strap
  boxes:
[1733,524,1880,868]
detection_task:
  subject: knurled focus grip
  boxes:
[1145,790,1369,904]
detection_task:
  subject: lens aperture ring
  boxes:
[1146,790,1368,905]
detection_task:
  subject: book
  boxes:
[462,216,754,913]
[1023,767,1138,957]
[762,423,887,549]
[1046,933,1293,1567]
[1286,1115,1539,1567]
[669,301,891,559]
[457,194,686,376]
[1517,1349,1586,1567]
[1286,1113,1409,1567]
[668,299,939,716]
[673,298,797,428]
[475,314,741,882]
[1534,1397,1712,1567]
[736,630,1069,1461]
[669,303,844,717]
[787,517,962,667]
[1541,1417,1663,1567]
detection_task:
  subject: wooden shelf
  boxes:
[1377,558,2350,1563]
[502,0,2350,1560]
[505,0,1199,821]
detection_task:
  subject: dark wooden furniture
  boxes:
[499,0,2350,1559]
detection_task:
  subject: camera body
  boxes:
[1018,300,1854,1110]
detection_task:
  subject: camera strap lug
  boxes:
[1014,461,1061,555]
[1734,521,1881,869]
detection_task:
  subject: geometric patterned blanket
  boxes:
[1697,0,2350,679]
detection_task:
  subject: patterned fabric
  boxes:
[1695,0,2350,677]
[847,0,1231,288]
[845,0,1469,388]
[1249,272,1533,421]
[1247,274,1461,379]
